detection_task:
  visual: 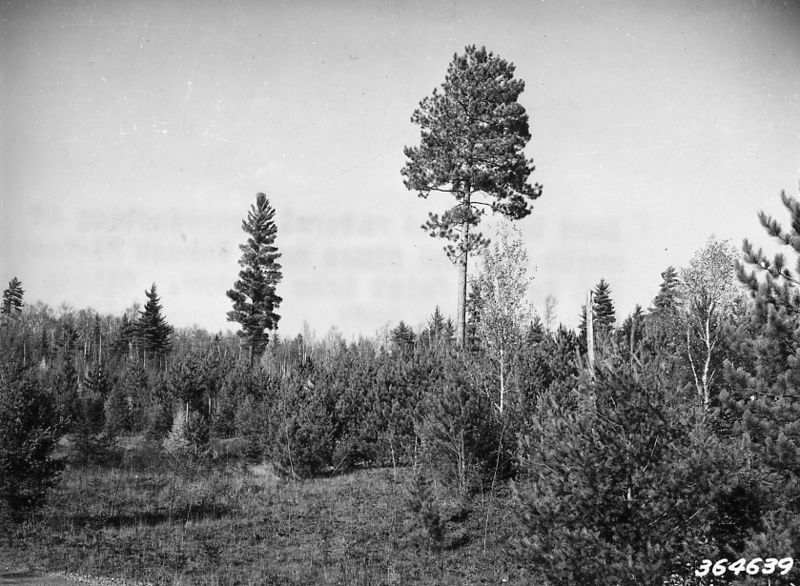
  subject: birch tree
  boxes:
[681,237,740,409]
[471,224,533,412]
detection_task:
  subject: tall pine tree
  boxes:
[402,45,543,347]
[227,192,283,366]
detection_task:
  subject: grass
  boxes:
[1,441,526,585]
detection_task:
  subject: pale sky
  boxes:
[2,0,799,339]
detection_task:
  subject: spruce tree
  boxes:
[81,361,110,434]
[137,284,173,365]
[111,314,137,361]
[428,306,447,343]
[390,321,416,356]
[592,278,616,334]
[227,192,282,366]
[402,45,543,347]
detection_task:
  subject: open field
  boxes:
[1,447,523,585]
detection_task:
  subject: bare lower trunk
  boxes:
[586,290,595,374]
[701,318,712,409]
[687,325,706,409]
[456,225,469,348]
[499,348,505,412]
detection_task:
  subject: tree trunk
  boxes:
[499,348,505,413]
[586,289,595,374]
[456,195,471,348]
[457,247,468,348]
[701,317,712,409]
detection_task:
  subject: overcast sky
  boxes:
[2,0,799,339]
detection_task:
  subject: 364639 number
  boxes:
[694,557,794,577]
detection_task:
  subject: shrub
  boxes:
[69,430,123,468]
[164,405,210,459]
[144,377,173,440]
[407,468,446,550]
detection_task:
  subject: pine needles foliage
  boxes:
[513,358,749,586]
[0,358,64,516]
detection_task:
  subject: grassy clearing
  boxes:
[1,444,525,585]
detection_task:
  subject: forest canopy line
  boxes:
[1,44,799,585]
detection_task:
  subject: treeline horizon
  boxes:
[3,186,800,583]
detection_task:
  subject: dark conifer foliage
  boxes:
[514,360,730,586]
[1,277,24,319]
[81,361,111,434]
[721,185,800,559]
[402,45,543,346]
[390,321,416,356]
[111,314,137,360]
[651,266,681,313]
[419,358,505,495]
[577,280,616,350]
[48,356,80,430]
[592,278,616,333]
[618,304,644,356]
[420,306,452,350]
[227,193,283,365]
[0,358,64,515]
[525,317,545,346]
[83,361,111,397]
[428,306,446,337]
[137,284,173,364]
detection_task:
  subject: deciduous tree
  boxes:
[470,224,534,412]
[681,237,740,408]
